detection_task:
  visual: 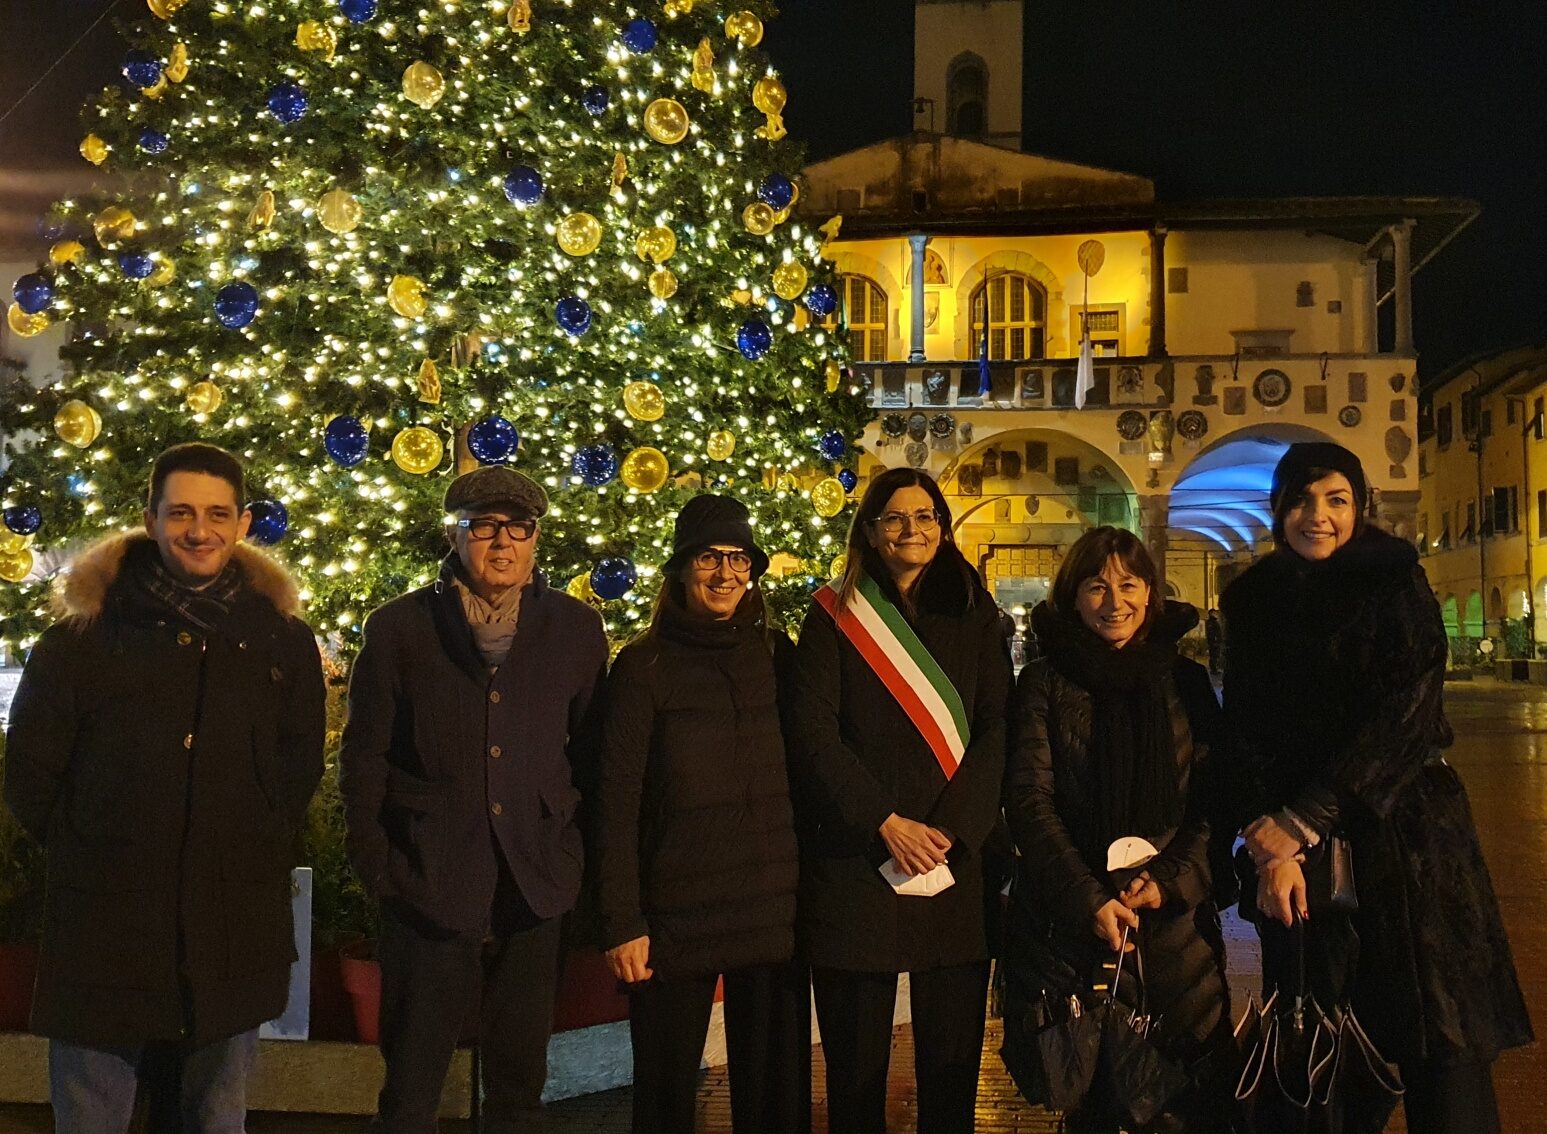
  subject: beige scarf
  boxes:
[452,574,525,666]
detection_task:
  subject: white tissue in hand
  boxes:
[1106,836,1160,872]
[879,859,955,896]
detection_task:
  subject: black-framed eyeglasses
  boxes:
[457,517,537,542]
[867,509,940,535]
[691,548,754,573]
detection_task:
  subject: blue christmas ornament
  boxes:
[214,281,260,329]
[246,498,289,546]
[804,283,838,318]
[758,173,795,211]
[503,166,544,206]
[555,296,593,336]
[572,444,619,486]
[621,18,658,53]
[817,429,846,461]
[137,128,169,154]
[338,0,378,22]
[12,273,53,315]
[323,415,370,467]
[837,468,858,492]
[118,251,155,280]
[581,86,610,116]
[467,415,520,464]
[589,556,637,600]
[3,505,42,536]
[122,50,163,89]
[267,82,309,124]
[736,319,773,361]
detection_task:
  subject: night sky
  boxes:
[3,0,1543,383]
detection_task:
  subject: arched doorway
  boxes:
[1464,591,1484,638]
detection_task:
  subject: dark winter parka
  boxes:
[593,590,798,980]
[1222,526,1532,1065]
[785,553,1013,973]
[1004,602,1229,1064]
[3,533,325,1048]
[339,560,608,937]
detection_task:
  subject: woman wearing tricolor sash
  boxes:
[1001,527,1230,1133]
[786,467,1013,1134]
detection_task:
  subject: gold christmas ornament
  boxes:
[388,276,428,319]
[0,547,33,585]
[318,188,363,235]
[647,267,678,300]
[509,0,532,33]
[7,304,49,338]
[643,98,690,144]
[296,20,337,61]
[729,288,753,306]
[248,190,277,230]
[611,152,629,193]
[556,212,603,257]
[402,61,446,109]
[186,380,223,415]
[145,257,176,287]
[0,530,31,554]
[92,206,137,248]
[664,0,695,15]
[829,553,847,579]
[742,202,776,236]
[140,73,169,100]
[811,477,847,518]
[623,380,665,421]
[166,42,190,83]
[416,358,442,403]
[771,260,808,300]
[825,359,841,392]
[54,400,103,448]
[635,225,677,264]
[691,38,715,93]
[706,429,736,461]
[50,240,87,267]
[147,0,188,18]
[620,447,670,493]
[80,134,108,165]
[391,426,444,475]
[792,306,811,332]
[753,76,787,140]
[566,572,597,602]
[724,10,764,47]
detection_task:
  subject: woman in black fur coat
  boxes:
[1004,526,1231,1134]
[1224,442,1531,1134]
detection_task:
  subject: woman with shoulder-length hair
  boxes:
[785,466,1013,1134]
[594,494,809,1134]
[1002,526,1231,1133]
[1225,442,1531,1134]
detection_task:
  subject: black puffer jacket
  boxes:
[1223,526,1532,1065]
[786,551,1012,973]
[1004,602,1228,1065]
[594,591,798,980]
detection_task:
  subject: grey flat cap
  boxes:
[444,466,548,518]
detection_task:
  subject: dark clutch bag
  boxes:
[1303,834,1357,915]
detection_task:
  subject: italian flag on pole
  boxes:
[813,574,972,780]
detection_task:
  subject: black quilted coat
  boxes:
[1003,603,1230,1069]
[1222,527,1532,1065]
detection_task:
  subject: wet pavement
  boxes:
[1,677,1542,1132]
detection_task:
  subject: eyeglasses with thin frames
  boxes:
[867,509,941,536]
[691,548,754,573]
[457,517,537,542]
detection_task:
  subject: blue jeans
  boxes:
[49,1029,258,1133]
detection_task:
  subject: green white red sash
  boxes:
[814,573,971,779]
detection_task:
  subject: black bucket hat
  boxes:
[663,494,770,578]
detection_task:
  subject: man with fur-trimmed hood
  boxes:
[4,442,324,1133]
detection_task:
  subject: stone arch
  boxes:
[825,247,903,361]
[1489,586,1505,620]
[1508,589,1528,619]
[1463,591,1484,638]
[1440,594,1459,638]
[954,250,1066,359]
[946,51,988,138]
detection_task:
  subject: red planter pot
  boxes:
[339,942,382,1045]
[310,938,363,1042]
[0,941,37,1032]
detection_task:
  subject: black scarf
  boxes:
[1032,599,1197,861]
[128,539,245,634]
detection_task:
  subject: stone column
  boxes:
[1148,226,1169,358]
[908,233,930,363]
[1139,493,1169,594]
[1360,255,1380,355]
[1391,220,1416,356]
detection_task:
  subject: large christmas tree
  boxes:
[0,0,868,653]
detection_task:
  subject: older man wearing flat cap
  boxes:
[340,466,608,1134]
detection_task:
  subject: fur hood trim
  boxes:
[51,531,303,623]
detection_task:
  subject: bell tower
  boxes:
[913,0,1025,151]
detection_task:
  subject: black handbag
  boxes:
[1303,834,1357,915]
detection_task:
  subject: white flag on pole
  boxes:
[1074,333,1095,409]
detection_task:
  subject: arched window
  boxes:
[969,272,1046,360]
[947,53,987,139]
[823,274,888,361]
